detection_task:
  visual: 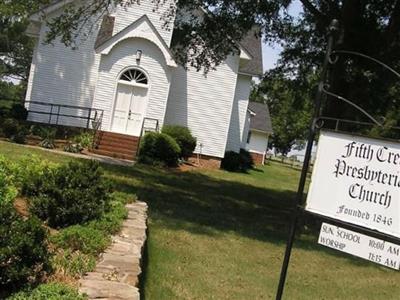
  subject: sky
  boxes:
[262,0,303,72]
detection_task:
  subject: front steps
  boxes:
[91,131,140,161]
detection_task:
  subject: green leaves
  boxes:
[30,160,113,228]
[0,201,51,291]
[8,283,87,300]
[251,71,315,156]
[0,1,49,81]
[161,125,197,159]
[0,155,17,204]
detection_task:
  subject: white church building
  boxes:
[25,0,264,166]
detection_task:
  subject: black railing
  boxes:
[135,117,160,158]
[140,117,160,136]
[25,101,104,130]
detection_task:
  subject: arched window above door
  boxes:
[119,68,148,86]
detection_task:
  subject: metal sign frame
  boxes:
[275,19,400,300]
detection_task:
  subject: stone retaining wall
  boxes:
[79,201,148,300]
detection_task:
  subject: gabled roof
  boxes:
[248,101,273,134]
[238,28,263,77]
[30,0,75,21]
[95,15,115,49]
[95,15,177,68]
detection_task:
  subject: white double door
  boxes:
[111,83,148,136]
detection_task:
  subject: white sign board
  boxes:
[306,131,400,238]
[319,223,400,270]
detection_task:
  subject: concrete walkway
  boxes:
[79,202,148,300]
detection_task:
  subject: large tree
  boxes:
[0,1,50,82]
[274,1,400,137]
[251,70,315,155]
[3,1,400,134]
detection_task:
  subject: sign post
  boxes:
[275,20,400,300]
[275,19,339,300]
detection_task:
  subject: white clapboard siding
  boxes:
[165,55,240,158]
[114,0,175,46]
[27,8,102,128]
[93,38,172,132]
[225,74,252,153]
[246,131,269,155]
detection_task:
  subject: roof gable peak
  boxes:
[96,14,177,68]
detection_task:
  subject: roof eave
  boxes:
[250,128,273,135]
[30,0,75,21]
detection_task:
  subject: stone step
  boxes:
[80,279,140,300]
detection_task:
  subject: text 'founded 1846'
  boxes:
[319,223,400,270]
[306,131,400,239]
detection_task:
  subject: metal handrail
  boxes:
[91,110,104,149]
[140,117,160,136]
[25,101,104,129]
[136,117,160,157]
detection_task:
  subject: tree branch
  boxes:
[386,0,400,45]
[299,0,325,20]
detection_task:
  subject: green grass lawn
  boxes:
[0,141,399,299]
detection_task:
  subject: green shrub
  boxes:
[0,118,27,143]
[11,125,28,144]
[221,151,241,171]
[138,132,181,167]
[29,124,46,137]
[30,160,112,228]
[88,196,128,235]
[39,139,55,149]
[10,104,28,121]
[73,132,93,149]
[239,149,254,170]
[51,250,96,279]
[162,125,197,159]
[51,225,110,256]
[38,127,57,149]
[0,157,17,204]
[13,155,56,197]
[63,141,83,153]
[8,283,87,300]
[221,149,254,172]
[2,118,18,138]
[0,202,51,291]
[0,172,17,204]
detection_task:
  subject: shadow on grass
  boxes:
[105,163,376,271]
[106,164,295,243]
[252,167,265,173]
